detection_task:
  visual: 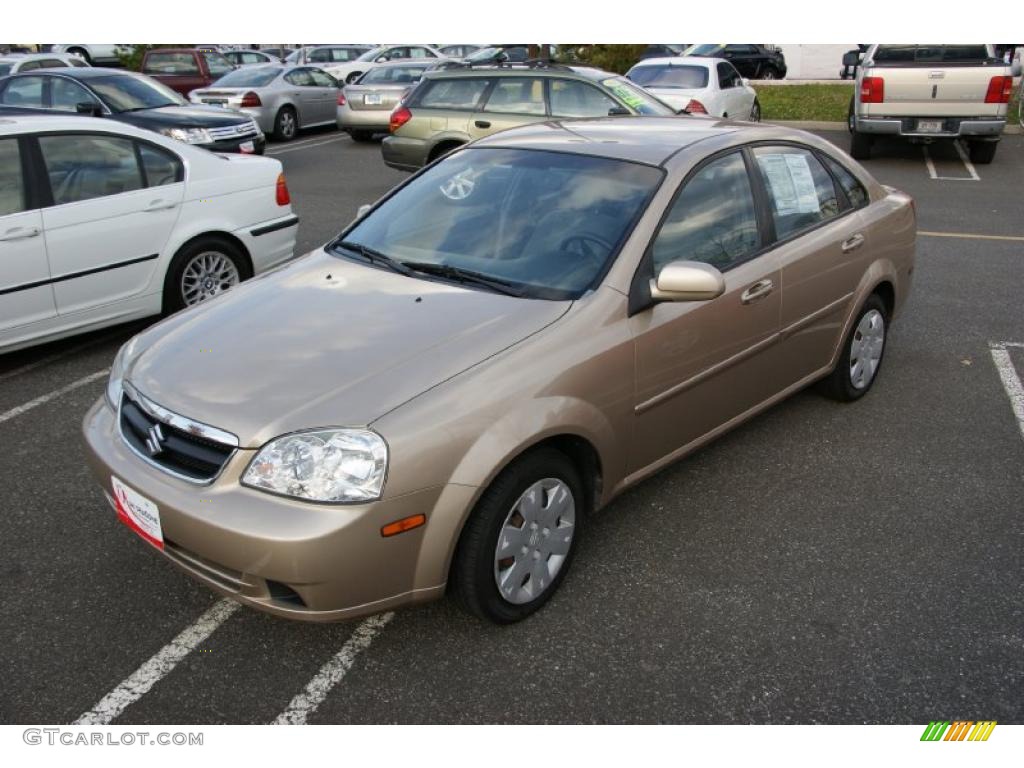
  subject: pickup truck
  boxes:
[846,44,1021,164]
[141,48,236,96]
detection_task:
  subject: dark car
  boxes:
[637,44,689,60]
[0,69,266,154]
[140,48,237,96]
[683,44,787,79]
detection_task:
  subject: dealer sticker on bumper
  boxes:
[112,476,164,549]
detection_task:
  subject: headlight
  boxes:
[161,127,213,144]
[106,343,128,410]
[242,429,388,503]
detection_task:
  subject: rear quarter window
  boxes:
[414,78,488,109]
[144,53,200,75]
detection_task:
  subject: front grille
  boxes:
[207,120,259,142]
[119,391,235,482]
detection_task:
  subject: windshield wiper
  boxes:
[333,240,412,275]
[400,261,524,297]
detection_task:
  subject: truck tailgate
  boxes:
[864,65,1003,117]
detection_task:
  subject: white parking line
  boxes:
[923,144,979,181]
[74,599,240,725]
[272,612,394,725]
[989,342,1024,441]
[267,133,346,151]
[0,329,125,385]
[267,136,348,155]
[0,369,108,425]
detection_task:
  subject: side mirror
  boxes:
[649,261,725,302]
[1012,61,1022,77]
[842,51,861,68]
[76,102,102,116]
[356,204,372,219]
[608,106,631,116]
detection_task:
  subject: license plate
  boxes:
[363,93,382,105]
[917,120,943,133]
[239,140,255,153]
[205,99,228,107]
[111,476,163,549]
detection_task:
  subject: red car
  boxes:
[140,48,236,96]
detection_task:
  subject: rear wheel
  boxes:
[273,106,297,141]
[346,71,363,84]
[967,139,997,165]
[818,294,888,402]
[67,47,91,64]
[163,236,251,314]
[760,66,780,80]
[452,447,584,623]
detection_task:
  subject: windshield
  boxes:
[212,66,282,87]
[89,74,185,111]
[628,64,709,89]
[0,64,11,77]
[684,44,725,56]
[600,77,675,115]
[360,64,430,84]
[335,148,663,300]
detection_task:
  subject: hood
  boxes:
[125,250,570,447]
[117,105,254,129]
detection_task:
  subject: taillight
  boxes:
[337,92,346,106]
[389,105,412,133]
[984,75,1013,103]
[860,76,884,103]
[275,173,290,206]
[685,98,708,115]
[240,91,261,108]
[860,77,884,103]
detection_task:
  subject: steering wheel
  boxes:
[559,233,615,264]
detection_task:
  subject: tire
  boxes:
[272,106,298,141]
[67,47,91,64]
[749,98,761,122]
[967,139,997,165]
[349,129,375,142]
[163,236,251,314]
[849,129,872,160]
[345,71,363,84]
[818,294,888,402]
[452,447,585,624]
[847,97,856,133]
[760,66,780,80]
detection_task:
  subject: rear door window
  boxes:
[416,78,488,109]
[39,134,145,204]
[752,146,841,240]
[482,78,545,115]
[51,78,100,112]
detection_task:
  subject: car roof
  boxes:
[0,113,156,137]
[423,65,614,82]
[630,56,725,69]
[471,116,752,166]
[3,68,141,81]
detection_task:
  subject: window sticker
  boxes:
[758,153,820,216]
[601,78,644,110]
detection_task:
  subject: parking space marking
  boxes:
[0,329,125,385]
[989,342,1024,441]
[267,136,348,155]
[272,612,394,725]
[922,144,979,181]
[919,231,1024,242]
[0,369,108,425]
[74,599,240,725]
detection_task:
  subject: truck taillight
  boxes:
[389,105,412,133]
[240,91,261,107]
[337,92,346,106]
[685,99,708,115]
[275,173,290,206]
[984,76,1013,104]
[860,77,884,103]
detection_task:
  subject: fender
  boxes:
[826,257,899,371]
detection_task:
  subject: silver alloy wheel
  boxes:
[849,309,885,389]
[493,478,576,605]
[180,251,241,306]
[278,110,296,139]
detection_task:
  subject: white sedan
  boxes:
[0,115,298,353]
[322,44,447,84]
[626,56,761,121]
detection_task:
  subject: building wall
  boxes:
[775,44,857,80]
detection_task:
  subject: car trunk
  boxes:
[344,84,410,111]
[191,88,249,109]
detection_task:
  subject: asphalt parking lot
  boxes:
[1,126,1022,725]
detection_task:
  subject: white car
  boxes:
[50,44,125,66]
[0,52,91,77]
[323,44,447,84]
[0,115,298,353]
[626,56,761,121]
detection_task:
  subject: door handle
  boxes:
[143,200,177,212]
[741,279,774,304]
[0,226,41,241]
[474,120,491,129]
[841,233,865,253]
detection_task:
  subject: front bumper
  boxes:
[82,399,471,621]
[197,133,267,155]
[854,116,1005,139]
[381,135,427,171]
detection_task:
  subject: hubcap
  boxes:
[280,112,296,137]
[181,251,240,306]
[849,309,885,389]
[493,478,575,605]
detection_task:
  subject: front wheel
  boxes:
[452,448,584,623]
[818,294,888,402]
[760,66,780,80]
[749,98,761,122]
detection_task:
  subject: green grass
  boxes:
[753,83,855,122]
